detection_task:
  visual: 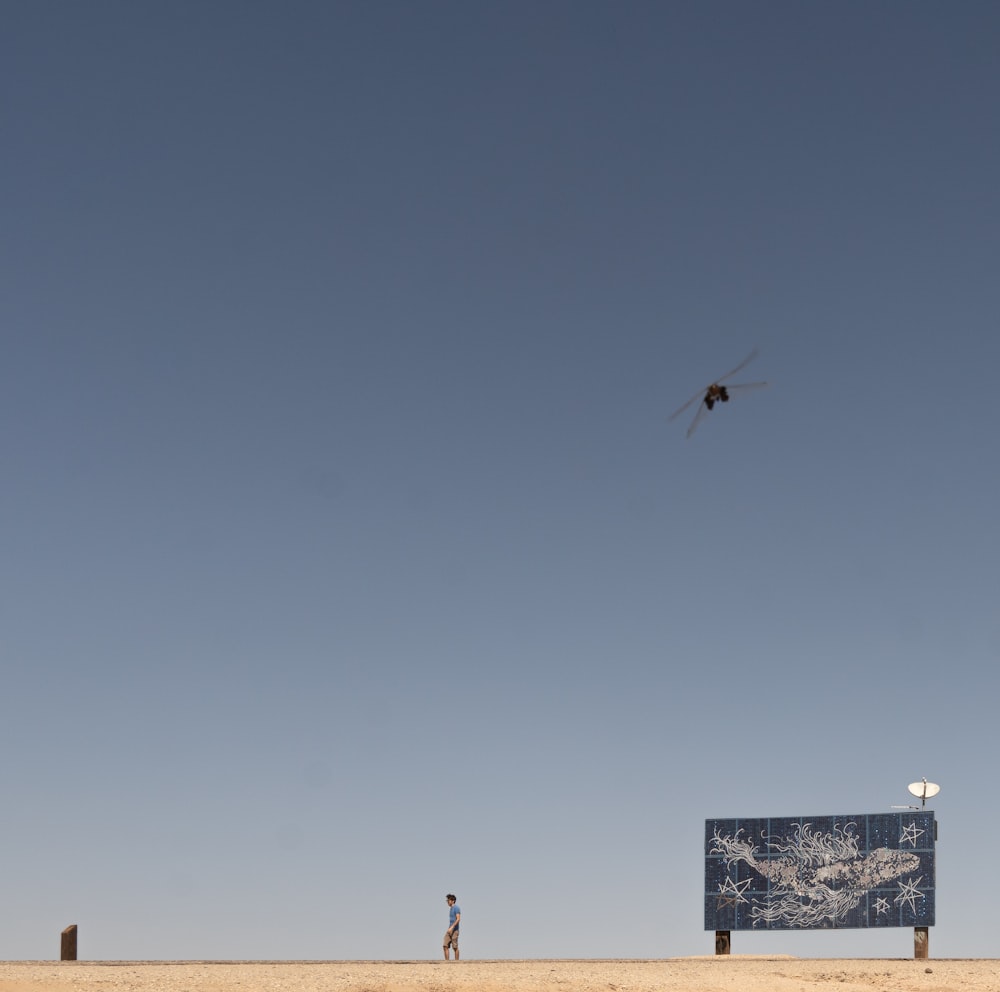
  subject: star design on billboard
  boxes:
[895,876,924,914]
[717,876,751,908]
[899,822,925,847]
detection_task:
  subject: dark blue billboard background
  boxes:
[705,812,935,931]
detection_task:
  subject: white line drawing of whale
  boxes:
[710,822,921,928]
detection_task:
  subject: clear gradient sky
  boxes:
[4,0,1000,962]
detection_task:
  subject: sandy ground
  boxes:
[0,959,999,992]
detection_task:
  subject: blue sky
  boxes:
[3,1,999,961]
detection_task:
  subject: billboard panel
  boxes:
[704,811,935,931]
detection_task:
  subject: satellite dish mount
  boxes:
[906,777,940,808]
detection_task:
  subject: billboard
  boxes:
[705,811,935,931]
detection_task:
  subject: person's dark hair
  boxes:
[446,894,456,902]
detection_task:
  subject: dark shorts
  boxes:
[443,929,459,950]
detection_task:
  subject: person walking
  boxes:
[443,894,461,960]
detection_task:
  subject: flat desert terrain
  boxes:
[0,959,998,992]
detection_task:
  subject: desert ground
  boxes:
[0,958,998,992]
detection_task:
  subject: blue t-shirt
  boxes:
[449,904,461,931]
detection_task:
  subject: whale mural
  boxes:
[705,812,935,930]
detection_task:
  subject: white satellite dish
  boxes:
[907,778,940,807]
